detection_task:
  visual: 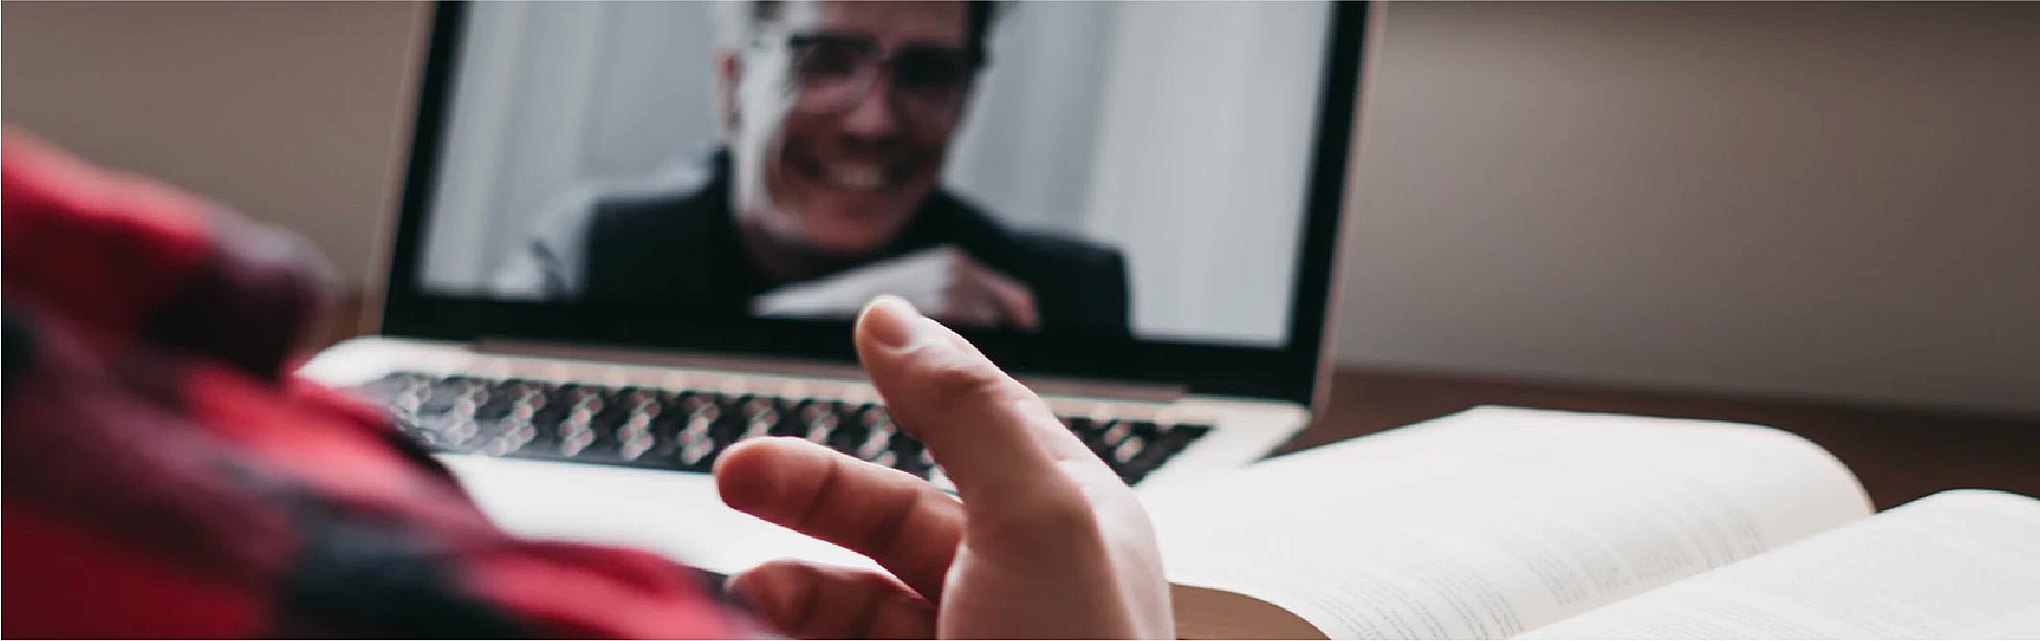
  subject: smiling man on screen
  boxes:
[497,0,1133,335]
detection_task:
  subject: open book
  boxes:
[1140,407,2040,639]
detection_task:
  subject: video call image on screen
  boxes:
[417,1,1335,347]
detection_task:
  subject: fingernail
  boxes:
[860,295,926,350]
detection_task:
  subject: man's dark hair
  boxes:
[729,1,1005,60]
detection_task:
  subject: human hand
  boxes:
[712,296,1171,638]
[750,246,1042,331]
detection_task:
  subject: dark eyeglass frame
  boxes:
[771,32,988,120]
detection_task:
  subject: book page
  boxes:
[1137,407,1872,639]
[1520,489,2040,639]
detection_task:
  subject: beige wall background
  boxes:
[1337,2,2038,415]
[6,2,2036,415]
[2,1,428,281]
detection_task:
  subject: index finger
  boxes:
[852,297,1111,505]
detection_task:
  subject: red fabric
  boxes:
[2,129,211,337]
[2,501,267,639]
[466,544,754,638]
[1,128,755,638]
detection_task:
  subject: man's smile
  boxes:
[798,156,912,194]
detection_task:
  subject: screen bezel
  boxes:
[378,1,1368,406]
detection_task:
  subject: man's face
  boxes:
[724,1,974,257]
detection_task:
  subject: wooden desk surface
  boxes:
[321,299,2036,512]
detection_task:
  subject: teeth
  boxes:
[825,164,886,190]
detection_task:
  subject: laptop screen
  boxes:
[384,0,1366,403]
[409,1,1340,349]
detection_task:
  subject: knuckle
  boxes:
[1029,491,1102,533]
[990,485,1109,546]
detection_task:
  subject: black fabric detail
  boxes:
[3,307,35,394]
[142,210,334,381]
[581,156,764,317]
[274,494,528,638]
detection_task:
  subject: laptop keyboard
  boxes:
[353,372,1211,486]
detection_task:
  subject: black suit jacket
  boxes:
[566,161,1131,336]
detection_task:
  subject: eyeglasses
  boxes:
[777,33,984,123]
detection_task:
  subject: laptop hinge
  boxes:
[469,338,1191,404]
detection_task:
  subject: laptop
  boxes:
[302,0,1370,573]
